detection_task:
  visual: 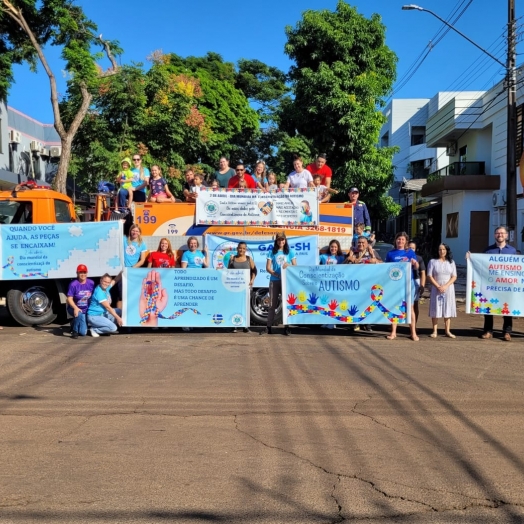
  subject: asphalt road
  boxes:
[1,302,524,523]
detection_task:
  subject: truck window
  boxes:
[0,201,33,224]
[54,199,72,223]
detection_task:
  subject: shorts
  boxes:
[413,279,420,303]
[152,192,168,198]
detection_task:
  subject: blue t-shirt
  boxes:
[319,254,345,265]
[267,248,296,281]
[385,248,416,278]
[131,167,150,193]
[87,284,112,317]
[182,250,206,268]
[124,239,147,267]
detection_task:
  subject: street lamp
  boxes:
[402,3,517,246]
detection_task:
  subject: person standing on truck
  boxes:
[87,273,123,337]
[306,154,332,188]
[260,232,296,336]
[183,168,196,202]
[66,264,95,338]
[130,154,150,202]
[228,164,257,189]
[346,187,371,228]
[284,156,314,189]
[213,157,236,188]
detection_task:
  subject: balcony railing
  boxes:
[428,161,486,181]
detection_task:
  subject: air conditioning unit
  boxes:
[30,140,42,152]
[50,146,62,158]
[492,190,507,208]
[424,158,433,169]
[40,147,50,157]
[9,130,21,143]
[446,142,457,156]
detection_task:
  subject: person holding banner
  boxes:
[228,242,258,333]
[385,232,419,341]
[320,240,345,329]
[87,273,123,337]
[427,244,457,338]
[260,232,297,336]
[473,226,516,341]
[345,236,380,264]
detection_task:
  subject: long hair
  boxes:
[434,243,453,263]
[272,235,290,255]
[328,239,343,256]
[127,224,142,244]
[394,231,409,248]
[157,237,174,257]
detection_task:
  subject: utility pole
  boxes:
[506,0,517,246]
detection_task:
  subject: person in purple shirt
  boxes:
[66,264,95,338]
[469,226,517,341]
[385,232,420,341]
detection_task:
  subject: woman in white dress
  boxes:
[427,243,457,338]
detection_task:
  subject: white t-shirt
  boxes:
[287,169,313,189]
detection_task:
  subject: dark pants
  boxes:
[483,315,512,334]
[118,189,146,211]
[267,280,281,327]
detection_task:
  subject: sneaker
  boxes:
[231,328,238,333]
[354,326,360,332]
[259,327,272,336]
[284,326,291,336]
[71,331,79,339]
[89,329,100,338]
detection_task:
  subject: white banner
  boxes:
[195,188,319,227]
[467,253,524,316]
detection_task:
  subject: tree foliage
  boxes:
[66,52,260,197]
[0,0,121,194]
[284,0,400,217]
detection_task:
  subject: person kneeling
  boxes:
[87,273,123,337]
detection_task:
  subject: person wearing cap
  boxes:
[346,187,371,228]
[306,154,333,188]
[66,264,95,338]
[260,232,296,336]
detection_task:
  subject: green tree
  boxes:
[284,0,400,216]
[0,0,120,194]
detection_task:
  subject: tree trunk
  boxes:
[54,137,73,195]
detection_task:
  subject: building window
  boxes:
[411,126,426,146]
[446,212,459,238]
[381,131,389,147]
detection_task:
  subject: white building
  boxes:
[0,100,61,190]
[382,84,523,260]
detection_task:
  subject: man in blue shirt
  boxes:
[345,187,370,228]
[481,226,516,341]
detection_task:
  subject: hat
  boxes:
[349,187,359,193]
[76,264,88,273]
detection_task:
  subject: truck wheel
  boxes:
[250,287,282,326]
[7,286,57,326]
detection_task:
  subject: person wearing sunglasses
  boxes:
[227,164,257,189]
[66,264,95,338]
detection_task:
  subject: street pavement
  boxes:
[0,301,523,524]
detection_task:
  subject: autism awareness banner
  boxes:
[122,268,250,328]
[195,188,319,227]
[466,253,524,317]
[206,234,319,287]
[0,222,122,280]
[282,263,412,325]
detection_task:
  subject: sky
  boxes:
[6,0,517,124]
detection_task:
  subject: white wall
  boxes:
[0,101,8,171]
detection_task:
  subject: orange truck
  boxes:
[0,185,77,325]
[0,186,353,326]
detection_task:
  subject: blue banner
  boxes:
[206,234,319,287]
[282,264,411,325]
[0,221,122,280]
[467,253,524,316]
[122,268,250,328]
